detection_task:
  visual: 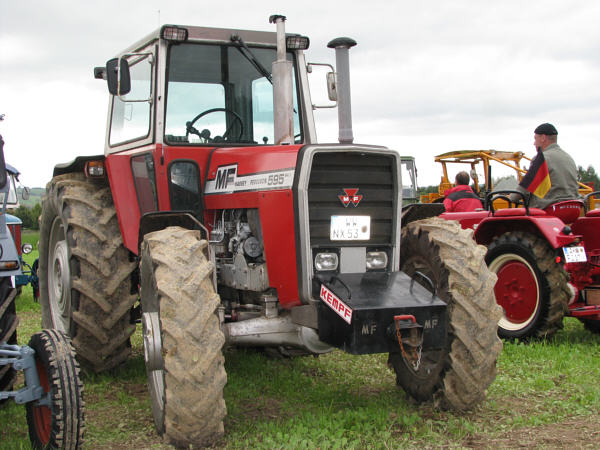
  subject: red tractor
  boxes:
[38,16,501,447]
[428,188,600,339]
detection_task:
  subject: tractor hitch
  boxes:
[391,315,424,370]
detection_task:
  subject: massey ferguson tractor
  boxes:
[38,16,501,447]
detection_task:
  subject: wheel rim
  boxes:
[47,217,71,333]
[489,253,540,331]
[32,359,52,445]
[142,311,166,433]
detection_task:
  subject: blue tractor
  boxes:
[0,117,84,449]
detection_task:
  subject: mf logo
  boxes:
[214,164,237,192]
[338,188,363,207]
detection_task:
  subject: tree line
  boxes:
[11,203,42,230]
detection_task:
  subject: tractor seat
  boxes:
[494,207,546,217]
[543,199,584,223]
[587,209,600,217]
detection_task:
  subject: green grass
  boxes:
[2,231,600,448]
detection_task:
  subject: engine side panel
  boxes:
[204,145,302,308]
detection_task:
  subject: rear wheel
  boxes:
[39,173,137,372]
[389,218,502,410]
[25,329,85,449]
[486,231,569,339]
[140,227,226,447]
[0,278,18,396]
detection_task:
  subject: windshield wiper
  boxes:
[230,34,272,84]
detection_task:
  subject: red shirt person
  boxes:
[443,171,483,212]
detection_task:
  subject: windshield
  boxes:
[0,174,18,206]
[164,43,301,146]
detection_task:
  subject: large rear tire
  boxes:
[486,231,570,339]
[140,227,226,447]
[0,278,18,396]
[25,329,85,450]
[39,173,137,372]
[389,218,502,410]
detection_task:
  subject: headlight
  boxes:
[315,252,339,271]
[22,243,33,254]
[366,251,388,270]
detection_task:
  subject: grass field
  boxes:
[2,231,600,448]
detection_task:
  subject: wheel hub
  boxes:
[490,253,540,330]
[49,239,71,333]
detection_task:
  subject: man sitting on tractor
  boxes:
[511,123,579,209]
[443,171,483,212]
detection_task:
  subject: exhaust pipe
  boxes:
[223,314,333,354]
[328,37,357,144]
[270,15,294,145]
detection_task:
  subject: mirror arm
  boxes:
[307,62,338,110]
[116,52,155,104]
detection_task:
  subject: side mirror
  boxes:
[22,186,30,201]
[106,57,131,96]
[326,72,337,101]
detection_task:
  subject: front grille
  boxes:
[307,151,396,247]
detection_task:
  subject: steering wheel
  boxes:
[185,107,244,143]
[485,189,529,214]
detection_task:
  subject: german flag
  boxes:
[520,152,551,198]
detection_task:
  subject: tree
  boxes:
[577,165,599,190]
[12,203,42,230]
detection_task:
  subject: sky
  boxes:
[1,0,600,188]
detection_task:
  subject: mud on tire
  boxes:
[140,226,226,447]
[26,329,85,450]
[486,231,570,339]
[0,278,18,396]
[39,173,137,372]
[389,218,502,410]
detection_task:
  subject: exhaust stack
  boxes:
[328,37,357,144]
[270,15,294,145]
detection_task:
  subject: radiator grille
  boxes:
[307,152,396,247]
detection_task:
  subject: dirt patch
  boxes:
[466,416,600,448]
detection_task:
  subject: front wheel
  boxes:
[389,218,502,410]
[140,227,226,447]
[486,231,569,339]
[25,329,85,449]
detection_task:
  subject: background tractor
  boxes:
[38,16,501,447]
[411,148,600,340]
[420,149,598,210]
[0,116,84,449]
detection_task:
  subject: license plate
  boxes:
[563,246,587,263]
[330,215,370,241]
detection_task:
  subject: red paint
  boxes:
[494,260,538,324]
[32,359,52,445]
[8,223,22,256]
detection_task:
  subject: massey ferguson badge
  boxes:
[338,188,363,207]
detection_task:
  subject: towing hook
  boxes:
[388,315,424,370]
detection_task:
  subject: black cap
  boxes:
[534,123,558,135]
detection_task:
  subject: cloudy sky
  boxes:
[1,1,599,188]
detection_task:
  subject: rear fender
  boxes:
[474,215,578,248]
[52,155,105,177]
